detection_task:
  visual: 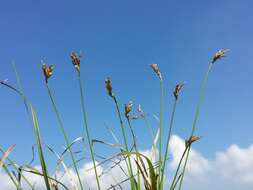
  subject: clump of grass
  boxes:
[0,49,229,190]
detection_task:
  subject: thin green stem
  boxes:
[78,76,101,190]
[112,96,136,190]
[169,146,188,190]
[178,63,213,190]
[126,118,141,190]
[46,85,84,190]
[160,99,178,189]
[143,116,155,143]
[158,80,164,188]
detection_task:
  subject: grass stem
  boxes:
[77,75,101,190]
[178,63,213,190]
[158,80,164,188]
[46,85,83,190]
[160,99,178,189]
[112,96,136,190]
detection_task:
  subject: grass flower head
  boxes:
[185,135,201,148]
[105,78,114,97]
[124,101,133,118]
[149,64,162,81]
[212,49,230,64]
[70,52,82,74]
[42,63,53,83]
[173,83,184,100]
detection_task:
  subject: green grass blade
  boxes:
[30,105,51,190]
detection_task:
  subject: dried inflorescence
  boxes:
[149,64,162,81]
[105,78,114,98]
[42,63,54,83]
[124,101,133,118]
[70,52,82,74]
[212,49,229,64]
[185,135,201,148]
[173,83,184,100]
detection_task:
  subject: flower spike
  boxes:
[70,52,82,74]
[212,49,230,64]
[42,63,54,83]
[149,64,162,81]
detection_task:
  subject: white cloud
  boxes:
[168,135,253,190]
[1,135,253,190]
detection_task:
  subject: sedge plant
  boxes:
[160,83,184,190]
[70,52,101,190]
[178,49,229,190]
[125,101,141,190]
[42,63,83,190]
[0,49,229,190]
[105,77,137,190]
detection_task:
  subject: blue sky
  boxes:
[0,0,253,181]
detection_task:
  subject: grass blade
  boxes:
[30,105,51,190]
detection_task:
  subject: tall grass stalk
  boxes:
[158,80,164,186]
[178,63,213,190]
[160,99,178,189]
[126,117,141,190]
[45,84,83,190]
[169,146,188,190]
[77,75,101,190]
[112,96,136,190]
[30,105,51,190]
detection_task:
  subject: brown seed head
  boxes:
[149,64,162,81]
[42,63,54,83]
[173,83,184,100]
[124,101,133,118]
[185,135,201,148]
[212,49,229,64]
[70,52,81,74]
[105,78,114,97]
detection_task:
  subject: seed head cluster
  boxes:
[105,78,114,98]
[185,135,201,148]
[124,101,133,118]
[173,83,184,100]
[149,64,162,81]
[70,52,82,74]
[42,63,54,83]
[212,49,229,64]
